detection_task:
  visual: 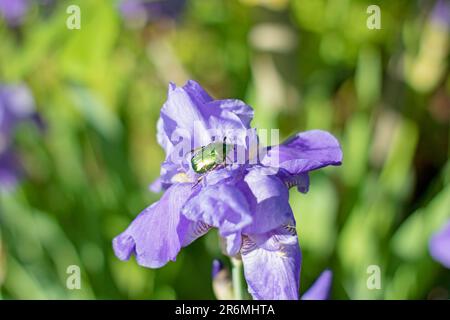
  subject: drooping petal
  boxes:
[112,183,206,268]
[429,220,450,268]
[241,167,294,235]
[241,227,301,300]
[262,130,342,174]
[182,182,252,236]
[261,130,342,192]
[301,270,333,300]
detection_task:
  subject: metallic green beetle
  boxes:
[190,138,233,174]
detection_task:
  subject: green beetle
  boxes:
[190,139,233,174]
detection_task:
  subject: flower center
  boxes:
[170,172,194,183]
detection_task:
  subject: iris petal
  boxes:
[113,183,206,268]
[262,130,342,192]
[182,183,252,236]
[241,227,301,300]
[301,270,333,300]
[155,81,255,186]
[224,232,242,257]
[242,168,293,234]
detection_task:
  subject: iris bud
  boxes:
[211,259,234,300]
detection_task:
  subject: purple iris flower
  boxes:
[113,80,342,300]
[0,0,29,26]
[429,220,450,269]
[119,0,186,25]
[0,84,39,189]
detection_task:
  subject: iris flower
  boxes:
[113,80,342,300]
[211,259,332,300]
[0,84,40,189]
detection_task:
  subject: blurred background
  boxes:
[0,0,449,299]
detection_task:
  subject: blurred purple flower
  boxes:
[429,220,450,268]
[119,0,186,26]
[0,84,40,189]
[431,0,450,29]
[301,270,332,300]
[0,0,29,26]
[211,259,233,300]
[113,80,342,300]
[0,149,20,189]
[212,259,224,279]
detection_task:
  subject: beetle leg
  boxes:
[225,155,234,166]
[213,163,226,171]
[192,175,204,189]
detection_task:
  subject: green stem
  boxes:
[231,257,245,300]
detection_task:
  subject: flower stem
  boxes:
[231,257,245,300]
